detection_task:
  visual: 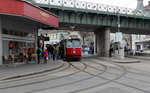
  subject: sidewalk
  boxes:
[0,59,64,81]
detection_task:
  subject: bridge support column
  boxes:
[95,27,110,57]
[0,17,2,65]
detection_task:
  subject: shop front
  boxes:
[0,0,59,65]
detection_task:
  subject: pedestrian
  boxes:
[50,45,54,58]
[91,46,94,55]
[36,47,43,64]
[109,46,114,57]
[56,45,60,59]
[52,45,56,61]
[43,49,48,63]
[89,46,94,55]
[59,45,64,59]
[47,45,51,59]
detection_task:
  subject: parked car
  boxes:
[82,47,89,53]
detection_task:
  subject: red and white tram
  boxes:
[60,32,82,60]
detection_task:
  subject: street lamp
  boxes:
[116,11,121,47]
[117,12,121,48]
[117,13,120,33]
[115,10,124,59]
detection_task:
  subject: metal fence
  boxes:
[33,0,150,17]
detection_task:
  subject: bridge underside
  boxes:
[59,23,150,35]
[36,3,150,57]
[37,6,150,35]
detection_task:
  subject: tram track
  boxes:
[26,59,107,93]
[1,57,150,93]
[88,58,150,85]
[89,58,150,93]
[69,58,127,93]
[43,57,149,93]
[96,57,150,79]
[27,58,126,93]
[63,57,150,93]
[92,59,150,84]
[0,61,87,90]
[0,57,113,93]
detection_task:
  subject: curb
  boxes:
[99,58,141,63]
[126,56,150,60]
[1,62,64,81]
[113,61,141,63]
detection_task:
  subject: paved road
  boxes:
[0,56,150,93]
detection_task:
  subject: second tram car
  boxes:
[60,32,81,60]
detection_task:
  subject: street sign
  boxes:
[115,32,122,42]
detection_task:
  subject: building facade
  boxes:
[0,0,58,65]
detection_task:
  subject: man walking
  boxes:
[52,45,56,61]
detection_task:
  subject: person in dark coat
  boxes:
[52,45,56,61]
[109,46,114,57]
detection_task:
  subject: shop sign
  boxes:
[9,41,13,49]
[115,32,122,43]
[44,37,49,41]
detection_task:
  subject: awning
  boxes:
[0,0,59,29]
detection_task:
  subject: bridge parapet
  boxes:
[33,0,150,17]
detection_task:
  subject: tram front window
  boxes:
[67,39,81,47]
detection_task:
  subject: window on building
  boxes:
[14,30,18,36]
[9,30,14,35]
[2,28,8,34]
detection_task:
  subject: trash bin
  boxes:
[115,49,124,59]
[115,50,119,59]
[119,49,124,59]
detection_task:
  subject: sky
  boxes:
[79,0,149,9]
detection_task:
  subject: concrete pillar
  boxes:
[0,17,2,65]
[35,28,38,53]
[94,27,110,57]
[104,27,110,56]
[94,30,100,55]
[93,35,96,54]
[34,28,39,63]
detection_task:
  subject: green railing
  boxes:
[33,0,150,17]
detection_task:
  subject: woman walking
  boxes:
[43,49,48,63]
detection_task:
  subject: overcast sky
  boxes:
[79,0,149,9]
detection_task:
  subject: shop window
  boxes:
[14,30,18,36]
[24,32,28,37]
[18,32,24,36]
[9,30,14,35]
[2,28,8,34]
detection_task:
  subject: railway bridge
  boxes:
[33,0,150,56]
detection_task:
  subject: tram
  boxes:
[60,32,82,60]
